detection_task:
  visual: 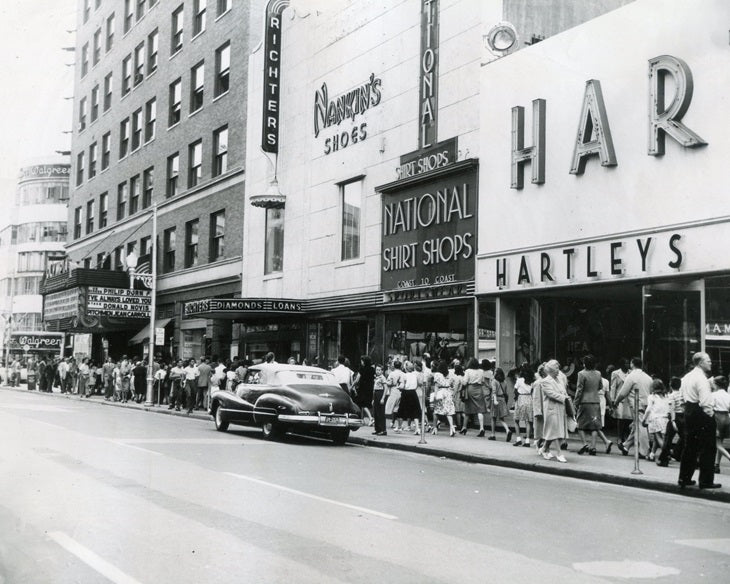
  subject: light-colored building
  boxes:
[184,0,632,367]
[476,0,730,378]
[0,162,69,359]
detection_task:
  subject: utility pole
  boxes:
[144,205,158,407]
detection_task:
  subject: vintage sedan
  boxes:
[209,363,362,444]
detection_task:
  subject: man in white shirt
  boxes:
[331,355,353,394]
[183,359,199,414]
[678,352,720,489]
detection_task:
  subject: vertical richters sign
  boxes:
[261,0,290,153]
[419,0,439,149]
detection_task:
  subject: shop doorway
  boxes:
[642,281,702,380]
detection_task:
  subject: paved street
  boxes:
[0,389,728,584]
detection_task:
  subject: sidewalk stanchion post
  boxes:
[631,386,643,475]
[418,379,427,445]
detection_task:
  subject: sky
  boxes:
[0,0,76,211]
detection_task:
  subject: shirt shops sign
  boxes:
[380,164,477,292]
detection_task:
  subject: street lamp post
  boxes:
[144,205,158,407]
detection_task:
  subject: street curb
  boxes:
[347,434,730,504]
[4,385,728,503]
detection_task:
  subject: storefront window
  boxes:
[704,275,730,374]
[385,307,468,365]
[264,207,284,274]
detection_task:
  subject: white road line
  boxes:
[675,538,730,556]
[48,531,145,584]
[109,441,163,455]
[115,438,251,445]
[224,472,398,520]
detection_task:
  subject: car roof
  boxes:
[249,363,331,374]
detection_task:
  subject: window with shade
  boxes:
[163,227,176,273]
[209,210,225,261]
[341,179,362,261]
[212,125,228,176]
[185,219,199,268]
[265,208,284,274]
[188,140,202,187]
[169,78,181,126]
[166,152,179,198]
[190,61,204,113]
[214,42,230,97]
[142,167,153,208]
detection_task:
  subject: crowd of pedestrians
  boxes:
[7,348,730,490]
[337,350,730,487]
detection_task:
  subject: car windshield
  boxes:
[275,370,337,386]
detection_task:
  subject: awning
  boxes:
[128,318,172,345]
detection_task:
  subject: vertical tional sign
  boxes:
[261,0,290,152]
[419,0,439,149]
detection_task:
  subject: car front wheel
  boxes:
[214,405,229,432]
[330,428,350,445]
[261,421,282,441]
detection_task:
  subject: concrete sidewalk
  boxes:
[4,384,729,503]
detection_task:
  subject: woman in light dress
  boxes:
[539,360,570,463]
[488,368,512,441]
[432,360,456,436]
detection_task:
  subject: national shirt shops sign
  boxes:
[379,161,477,293]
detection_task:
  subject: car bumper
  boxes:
[277,413,362,429]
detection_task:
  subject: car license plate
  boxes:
[319,414,348,427]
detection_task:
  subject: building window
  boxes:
[83,258,92,269]
[129,175,140,214]
[86,200,95,234]
[136,0,146,20]
[74,207,83,239]
[209,210,225,261]
[83,0,91,23]
[147,29,158,74]
[119,117,130,158]
[188,140,202,187]
[99,192,108,228]
[145,98,156,142]
[168,78,181,126]
[117,181,128,219]
[90,85,99,122]
[78,97,87,131]
[131,108,143,151]
[171,5,184,54]
[106,13,115,52]
[103,71,113,110]
[140,235,151,257]
[134,42,145,86]
[97,252,109,269]
[214,42,230,97]
[142,167,153,208]
[185,219,199,267]
[92,29,102,66]
[166,153,179,198]
[101,132,111,170]
[265,208,284,274]
[114,246,124,271]
[163,227,176,273]
[212,125,228,176]
[218,0,231,16]
[124,0,133,33]
[122,55,132,96]
[81,43,89,77]
[193,0,206,36]
[341,179,361,261]
[76,152,85,186]
[88,142,98,179]
[190,62,204,113]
